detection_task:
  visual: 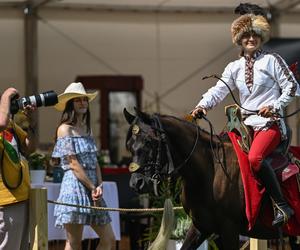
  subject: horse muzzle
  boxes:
[129,173,150,193]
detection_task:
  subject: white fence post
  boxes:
[250,238,267,250]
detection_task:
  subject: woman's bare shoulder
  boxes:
[57,123,73,137]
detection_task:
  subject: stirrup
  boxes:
[272,203,294,227]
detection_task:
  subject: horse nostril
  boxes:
[136,178,145,190]
[129,177,137,190]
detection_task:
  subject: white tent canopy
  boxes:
[0,0,299,145]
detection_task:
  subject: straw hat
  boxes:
[54,82,98,111]
[231,14,270,45]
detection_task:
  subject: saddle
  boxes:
[224,104,252,153]
[224,104,299,182]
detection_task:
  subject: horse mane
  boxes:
[158,114,229,146]
[125,111,230,148]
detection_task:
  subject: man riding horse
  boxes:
[191,3,299,228]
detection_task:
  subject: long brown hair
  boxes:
[54,98,91,141]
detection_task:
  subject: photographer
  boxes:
[0,87,36,250]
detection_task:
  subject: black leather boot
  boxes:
[258,160,294,227]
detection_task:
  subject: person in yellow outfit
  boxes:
[0,87,36,250]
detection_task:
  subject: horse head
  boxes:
[124,108,175,195]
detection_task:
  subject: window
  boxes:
[75,75,143,165]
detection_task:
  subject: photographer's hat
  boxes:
[54,82,98,111]
[231,13,270,45]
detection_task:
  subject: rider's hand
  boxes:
[191,107,207,119]
[258,106,273,118]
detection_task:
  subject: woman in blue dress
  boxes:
[52,82,115,250]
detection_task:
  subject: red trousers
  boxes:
[248,124,281,173]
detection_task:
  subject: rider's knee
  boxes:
[248,153,262,173]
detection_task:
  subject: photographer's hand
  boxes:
[22,104,37,123]
[0,88,18,130]
[22,105,37,154]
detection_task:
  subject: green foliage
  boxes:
[28,152,48,170]
[171,215,192,241]
[143,178,191,243]
[142,178,219,249]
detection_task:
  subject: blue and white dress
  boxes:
[52,135,111,228]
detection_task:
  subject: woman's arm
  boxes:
[96,162,103,186]
[57,123,96,191]
[68,155,96,191]
[91,163,104,201]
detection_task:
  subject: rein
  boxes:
[200,115,231,180]
[203,74,300,118]
[152,114,200,176]
[152,114,231,180]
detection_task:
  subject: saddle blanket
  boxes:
[227,132,300,235]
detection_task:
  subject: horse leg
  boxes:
[215,234,239,250]
[289,236,300,250]
[215,223,240,250]
[180,224,208,250]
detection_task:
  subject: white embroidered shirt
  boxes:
[196,51,299,133]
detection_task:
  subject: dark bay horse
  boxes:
[124,108,298,250]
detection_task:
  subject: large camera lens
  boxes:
[10,90,58,114]
[41,91,59,106]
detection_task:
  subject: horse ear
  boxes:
[123,108,136,124]
[134,107,151,123]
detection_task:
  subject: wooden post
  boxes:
[30,187,48,250]
[24,3,39,143]
[250,238,267,250]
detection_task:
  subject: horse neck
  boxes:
[160,116,213,175]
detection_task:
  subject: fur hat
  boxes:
[54,82,98,111]
[231,14,270,45]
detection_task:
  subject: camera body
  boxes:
[10,90,58,114]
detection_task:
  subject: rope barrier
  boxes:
[240,240,250,250]
[48,200,183,213]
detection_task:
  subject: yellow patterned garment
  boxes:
[0,121,30,206]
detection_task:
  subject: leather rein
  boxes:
[144,114,200,182]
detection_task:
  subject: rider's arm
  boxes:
[272,54,298,112]
[195,62,236,110]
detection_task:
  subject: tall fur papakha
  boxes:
[234,3,267,18]
[231,14,270,45]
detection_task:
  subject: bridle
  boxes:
[129,114,200,189]
[153,114,231,181]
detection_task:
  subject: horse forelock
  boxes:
[125,115,150,140]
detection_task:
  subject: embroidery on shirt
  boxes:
[271,52,297,97]
[244,50,263,92]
